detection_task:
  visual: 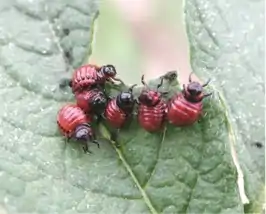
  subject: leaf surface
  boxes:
[184,0,265,211]
[0,0,247,213]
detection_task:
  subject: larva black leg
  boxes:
[96,115,102,125]
[90,133,100,149]
[110,129,121,147]
[98,83,110,99]
[83,144,92,154]
[135,99,140,105]
[64,137,70,145]
[162,91,169,95]
[100,113,107,120]
[204,92,213,98]
[198,112,205,124]
[108,95,115,101]
[106,79,115,85]
[157,77,164,89]
[110,131,117,142]
[125,113,134,127]
[202,78,211,87]
[98,83,105,90]
[92,140,100,149]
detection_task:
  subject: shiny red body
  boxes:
[167,93,203,126]
[75,88,105,114]
[57,104,92,138]
[105,99,127,129]
[138,99,166,132]
[71,64,103,93]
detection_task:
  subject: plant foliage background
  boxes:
[0,0,264,214]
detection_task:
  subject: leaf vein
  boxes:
[142,127,166,189]
[111,143,159,214]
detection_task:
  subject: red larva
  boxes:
[75,88,108,119]
[57,104,100,153]
[59,64,124,93]
[166,72,212,126]
[137,75,167,132]
[104,84,137,141]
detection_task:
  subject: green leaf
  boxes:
[184,0,265,212]
[0,1,250,214]
[98,74,245,213]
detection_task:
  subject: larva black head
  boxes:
[90,91,108,115]
[139,75,163,107]
[187,82,203,96]
[100,64,117,78]
[116,84,137,113]
[74,124,92,142]
[183,72,212,103]
[138,90,162,107]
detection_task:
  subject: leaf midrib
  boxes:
[100,124,159,214]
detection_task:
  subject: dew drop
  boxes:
[235,43,240,49]
[220,81,226,86]
[257,37,263,42]
[242,30,248,36]
[4,197,9,203]
[249,24,255,30]
[203,3,208,9]
[207,44,212,49]
[225,3,231,8]
[209,18,215,25]
[225,42,231,48]
[42,50,47,54]
[8,42,15,49]
[243,15,250,21]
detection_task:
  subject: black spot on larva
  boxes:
[252,142,263,148]
[63,28,70,35]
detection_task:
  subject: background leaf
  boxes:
[184,0,265,212]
